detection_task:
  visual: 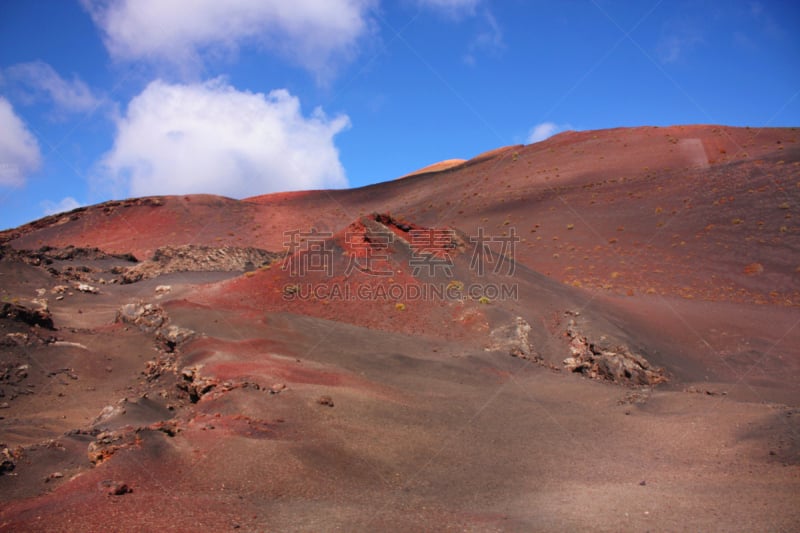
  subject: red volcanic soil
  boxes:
[5,125,796,305]
[1,125,799,531]
[400,158,467,178]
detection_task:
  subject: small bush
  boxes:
[283,284,299,296]
[447,280,464,291]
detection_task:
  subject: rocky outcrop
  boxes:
[178,367,219,403]
[487,317,537,359]
[115,302,189,402]
[87,430,139,465]
[116,302,194,352]
[101,480,133,496]
[0,245,136,289]
[0,302,54,330]
[562,314,666,386]
[116,302,168,333]
[0,446,16,475]
[120,245,279,283]
[0,244,136,265]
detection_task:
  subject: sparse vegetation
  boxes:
[283,284,299,296]
[447,280,464,291]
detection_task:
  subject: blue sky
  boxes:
[0,0,798,231]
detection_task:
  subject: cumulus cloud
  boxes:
[42,197,83,216]
[0,97,41,186]
[4,61,104,113]
[81,0,376,78]
[526,122,570,144]
[94,78,350,199]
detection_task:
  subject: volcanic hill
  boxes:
[0,125,798,531]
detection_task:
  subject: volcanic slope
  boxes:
[5,125,797,305]
[4,124,797,394]
[0,125,798,531]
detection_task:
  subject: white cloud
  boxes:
[5,61,103,113]
[81,0,376,78]
[463,9,504,65]
[0,97,41,187]
[42,197,83,216]
[94,78,350,199]
[526,122,570,144]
